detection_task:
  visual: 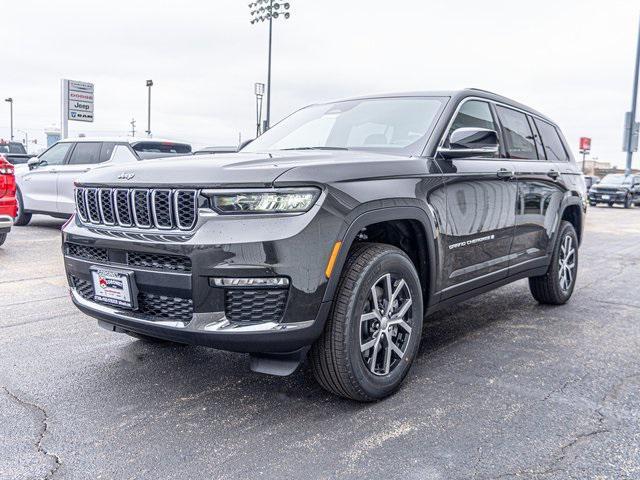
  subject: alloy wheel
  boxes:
[558,235,576,292]
[360,273,413,376]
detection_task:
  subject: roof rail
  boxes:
[465,87,502,96]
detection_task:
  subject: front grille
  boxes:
[137,292,193,321]
[69,275,193,322]
[225,289,288,323]
[75,187,199,231]
[66,243,109,263]
[127,252,192,272]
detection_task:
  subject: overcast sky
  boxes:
[1,0,638,167]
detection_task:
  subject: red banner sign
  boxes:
[579,137,591,153]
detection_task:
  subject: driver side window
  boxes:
[38,142,72,166]
[448,100,497,144]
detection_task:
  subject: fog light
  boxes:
[211,277,289,288]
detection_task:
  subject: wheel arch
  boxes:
[322,205,439,308]
[558,198,584,245]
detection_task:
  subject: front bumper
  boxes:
[588,191,627,203]
[0,214,13,234]
[62,203,343,353]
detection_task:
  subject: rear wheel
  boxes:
[14,189,32,226]
[624,194,633,209]
[0,233,6,246]
[310,243,423,401]
[529,221,578,305]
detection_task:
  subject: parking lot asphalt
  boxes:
[0,206,639,480]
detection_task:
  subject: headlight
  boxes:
[209,188,321,214]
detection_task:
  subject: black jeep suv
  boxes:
[588,173,640,208]
[63,89,586,401]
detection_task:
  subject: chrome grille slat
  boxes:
[132,189,152,228]
[115,189,133,227]
[74,187,199,231]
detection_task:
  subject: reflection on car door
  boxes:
[434,99,518,298]
[56,142,112,214]
[494,106,566,274]
[21,142,73,213]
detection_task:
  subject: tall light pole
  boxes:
[146,80,153,137]
[254,82,265,136]
[249,1,292,131]
[625,15,640,175]
[4,98,13,141]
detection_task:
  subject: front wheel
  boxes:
[310,243,423,401]
[589,201,597,207]
[624,195,633,209]
[529,221,578,305]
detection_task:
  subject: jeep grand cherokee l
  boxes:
[63,89,586,401]
[588,173,640,208]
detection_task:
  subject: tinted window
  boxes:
[68,142,102,165]
[132,142,191,154]
[39,142,72,166]
[99,142,116,162]
[450,100,496,134]
[496,106,538,160]
[534,119,568,161]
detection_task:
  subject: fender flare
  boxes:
[553,194,585,249]
[321,204,440,307]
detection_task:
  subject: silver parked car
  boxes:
[14,137,191,225]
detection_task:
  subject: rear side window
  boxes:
[132,142,191,154]
[496,106,538,159]
[534,119,569,161]
[99,142,116,162]
[67,142,103,165]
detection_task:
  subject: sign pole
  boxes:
[61,79,69,139]
[625,14,640,175]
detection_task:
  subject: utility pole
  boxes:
[130,118,136,137]
[625,14,640,175]
[4,98,13,141]
[146,80,153,137]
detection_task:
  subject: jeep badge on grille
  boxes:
[118,172,135,180]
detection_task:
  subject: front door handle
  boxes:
[547,169,559,180]
[496,168,515,180]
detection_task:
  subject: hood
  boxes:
[77,150,425,188]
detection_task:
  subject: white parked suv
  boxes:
[14,137,191,225]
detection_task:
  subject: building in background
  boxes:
[45,126,60,147]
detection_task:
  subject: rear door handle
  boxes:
[496,168,515,180]
[547,169,559,180]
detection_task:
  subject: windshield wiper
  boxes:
[280,146,349,151]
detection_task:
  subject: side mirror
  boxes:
[437,128,499,159]
[27,157,41,170]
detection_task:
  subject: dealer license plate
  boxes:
[90,267,137,309]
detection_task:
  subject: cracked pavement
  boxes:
[0,207,639,480]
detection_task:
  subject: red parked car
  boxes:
[0,154,17,246]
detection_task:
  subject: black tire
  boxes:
[589,202,596,207]
[14,189,32,226]
[0,233,6,246]
[529,221,579,305]
[624,195,632,209]
[310,243,423,401]
[608,202,615,208]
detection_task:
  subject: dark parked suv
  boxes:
[63,89,586,401]
[588,173,640,208]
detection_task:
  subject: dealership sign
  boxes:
[62,79,94,126]
[579,137,591,154]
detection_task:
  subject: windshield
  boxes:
[601,174,632,185]
[243,97,447,156]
